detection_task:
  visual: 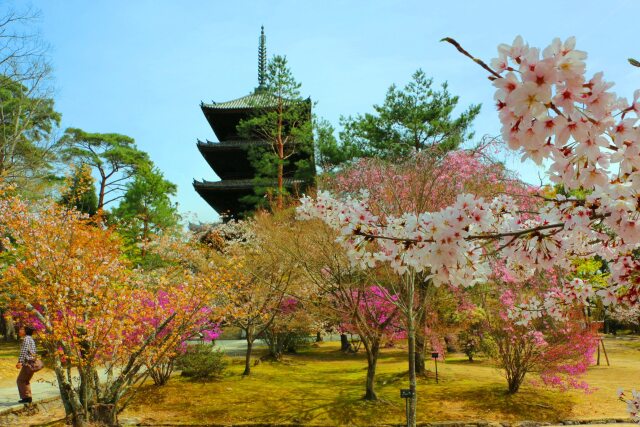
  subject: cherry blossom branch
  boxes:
[441,37,502,79]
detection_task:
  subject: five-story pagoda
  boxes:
[193,27,313,219]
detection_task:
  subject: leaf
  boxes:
[628,58,640,67]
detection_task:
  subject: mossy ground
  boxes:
[121,336,639,425]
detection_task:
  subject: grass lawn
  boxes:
[121,336,639,425]
[0,341,22,388]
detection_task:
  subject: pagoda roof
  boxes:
[202,91,278,111]
[196,141,258,180]
[193,177,307,218]
[196,139,269,150]
[200,96,311,141]
[193,179,257,218]
[193,178,305,190]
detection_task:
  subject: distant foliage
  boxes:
[457,308,487,362]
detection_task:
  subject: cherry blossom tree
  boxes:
[211,212,303,376]
[317,143,534,411]
[610,305,640,334]
[250,213,403,400]
[298,36,640,425]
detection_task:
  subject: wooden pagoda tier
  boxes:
[196,139,268,180]
[196,139,310,181]
[200,93,283,141]
[200,93,311,141]
[193,178,305,218]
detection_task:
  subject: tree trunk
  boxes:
[97,176,106,211]
[141,216,149,258]
[90,403,117,426]
[364,342,380,401]
[2,313,16,342]
[316,331,323,342]
[53,363,89,427]
[415,331,426,376]
[507,375,522,394]
[407,276,417,427]
[415,281,429,376]
[277,143,284,209]
[340,334,350,352]
[243,336,253,376]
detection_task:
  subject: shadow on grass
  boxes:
[375,370,407,386]
[421,383,574,422]
[125,340,588,426]
[443,357,492,365]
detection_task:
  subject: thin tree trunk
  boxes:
[141,216,149,258]
[244,337,253,376]
[277,142,284,209]
[415,331,426,376]
[407,276,417,427]
[316,331,322,342]
[415,281,428,376]
[97,177,106,211]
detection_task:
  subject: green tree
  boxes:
[59,163,98,216]
[338,69,481,160]
[111,165,178,262]
[314,117,359,174]
[60,128,150,211]
[237,55,313,210]
[0,8,60,197]
[0,77,60,195]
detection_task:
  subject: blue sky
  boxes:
[20,0,640,222]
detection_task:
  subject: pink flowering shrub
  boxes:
[134,287,222,386]
[338,286,403,344]
[486,273,598,394]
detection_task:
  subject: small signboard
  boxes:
[400,389,414,399]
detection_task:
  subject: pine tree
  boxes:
[59,163,98,216]
[337,69,481,161]
[237,55,313,210]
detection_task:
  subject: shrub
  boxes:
[176,344,227,380]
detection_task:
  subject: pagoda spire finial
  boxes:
[257,26,267,91]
